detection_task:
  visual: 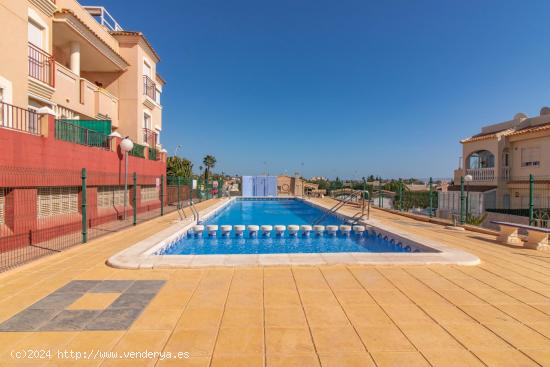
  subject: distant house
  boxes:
[444,108,550,226]
[277,175,319,196]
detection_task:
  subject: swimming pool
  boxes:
[108,197,480,268]
[157,198,429,255]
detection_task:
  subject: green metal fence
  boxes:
[129,143,146,158]
[148,147,158,161]
[55,119,110,149]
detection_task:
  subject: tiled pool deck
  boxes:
[0,198,550,366]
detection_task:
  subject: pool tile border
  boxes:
[107,197,480,268]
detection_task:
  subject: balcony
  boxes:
[143,75,157,101]
[53,63,118,126]
[0,102,40,135]
[142,128,158,147]
[28,43,55,88]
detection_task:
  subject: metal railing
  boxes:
[0,102,40,135]
[55,120,110,149]
[143,128,158,147]
[28,43,55,87]
[143,75,156,100]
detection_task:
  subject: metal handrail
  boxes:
[313,190,363,225]
[28,43,55,87]
[143,75,157,100]
[0,101,40,135]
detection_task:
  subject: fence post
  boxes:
[529,174,534,225]
[81,168,87,243]
[133,172,137,226]
[429,177,433,218]
[460,175,465,225]
[177,176,181,209]
[378,182,382,208]
[160,175,164,216]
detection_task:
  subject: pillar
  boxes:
[70,42,80,76]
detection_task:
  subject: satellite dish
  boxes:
[513,112,527,121]
[540,107,550,116]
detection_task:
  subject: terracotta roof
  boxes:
[110,31,160,62]
[507,122,550,137]
[54,9,128,68]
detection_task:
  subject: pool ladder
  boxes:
[190,202,199,222]
[313,190,367,225]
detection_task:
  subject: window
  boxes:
[143,112,151,129]
[28,20,44,48]
[521,147,541,167]
[155,88,161,104]
[37,187,78,218]
[97,186,128,208]
[0,188,5,225]
[141,186,159,202]
[143,61,151,78]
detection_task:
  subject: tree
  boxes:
[166,156,193,178]
[202,155,217,182]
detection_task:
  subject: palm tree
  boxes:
[202,155,217,182]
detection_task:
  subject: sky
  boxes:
[97,0,550,179]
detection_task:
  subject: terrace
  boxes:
[0,199,548,366]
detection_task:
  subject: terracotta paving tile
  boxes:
[302,305,351,328]
[131,308,183,330]
[220,307,263,329]
[266,354,320,367]
[264,290,301,307]
[265,328,315,355]
[399,322,464,351]
[521,348,550,366]
[309,326,365,354]
[163,328,218,357]
[355,325,415,352]
[472,349,540,367]
[210,354,264,367]
[421,349,484,367]
[370,351,430,367]
[484,321,550,349]
[265,307,308,328]
[343,304,394,326]
[318,353,376,367]
[442,322,513,351]
[214,327,264,355]
[175,307,224,330]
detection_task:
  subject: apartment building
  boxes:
[439,108,550,222]
[0,0,168,251]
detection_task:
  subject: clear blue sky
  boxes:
[97,0,550,179]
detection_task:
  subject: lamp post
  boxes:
[120,137,134,220]
[464,174,473,220]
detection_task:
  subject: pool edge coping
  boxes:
[106,197,481,269]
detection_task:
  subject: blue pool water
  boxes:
[159,199,421,255]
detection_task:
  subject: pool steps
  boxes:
[188,224,371,239]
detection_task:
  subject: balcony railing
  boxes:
[55,119,110,149]
[0,102,40,135]
[28,43,55,87]
[143,75,156,100]
[142,128,158,147]
[465,167,495,182]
